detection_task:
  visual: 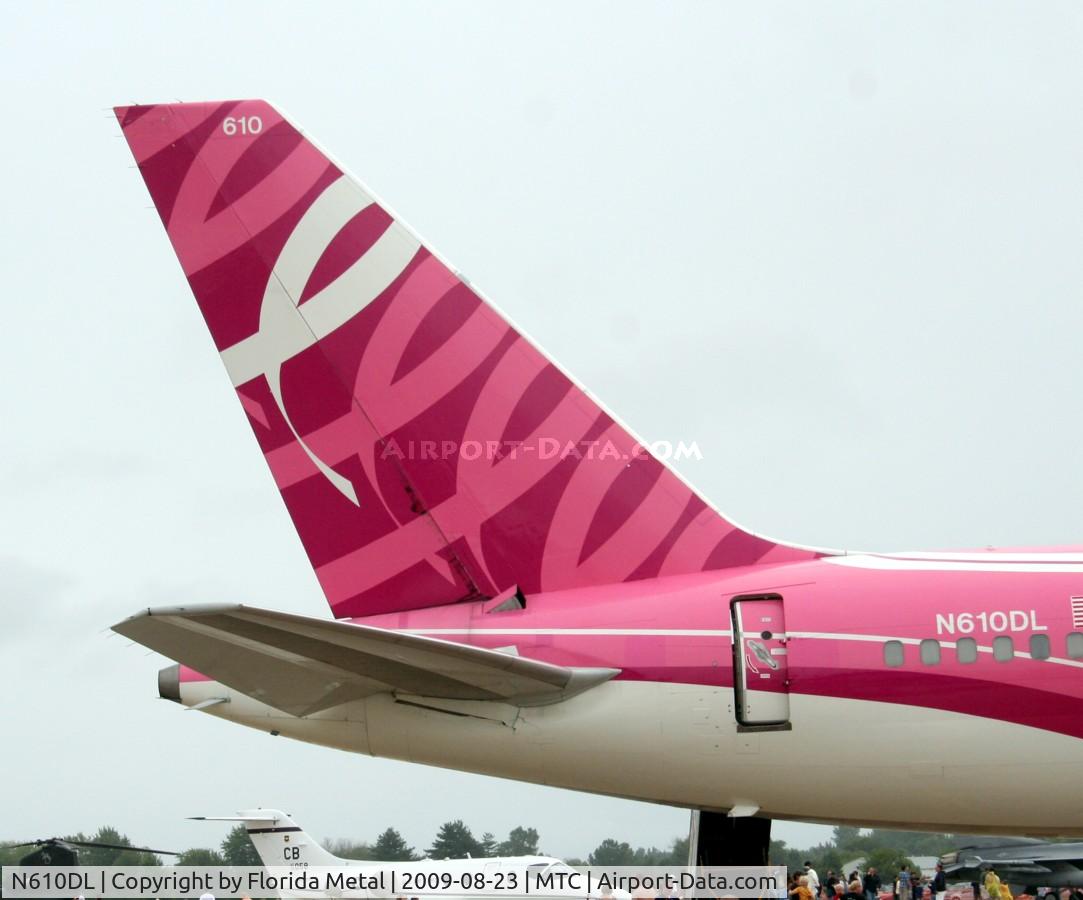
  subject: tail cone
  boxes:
[158,663,180,703]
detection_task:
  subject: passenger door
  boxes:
[731,594,790,725]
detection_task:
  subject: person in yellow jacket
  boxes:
[791,876,815,900]
[983,870,1003,900]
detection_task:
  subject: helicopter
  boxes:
[2,837,178,867]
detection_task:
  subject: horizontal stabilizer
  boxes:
[189,814,282,824]
[114,605,618,716]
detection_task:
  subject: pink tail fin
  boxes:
[115,100,817,617]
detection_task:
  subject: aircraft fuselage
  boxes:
[173,551,1083,835]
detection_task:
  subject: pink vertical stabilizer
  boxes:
[115,100,820,618]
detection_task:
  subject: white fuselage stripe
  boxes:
[401,628,734,636]
[887,551,1083,562]
[826,555,1083,573]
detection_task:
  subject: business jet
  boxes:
[112,100,1083,863]
[193,809,571,890]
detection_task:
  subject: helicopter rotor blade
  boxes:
[62,839,179,855]
[1,838,178,855]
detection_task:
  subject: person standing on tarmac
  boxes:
[931,864,947,900]
[898,866,912,900]
[864,868,882,900]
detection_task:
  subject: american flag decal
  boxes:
[1071,597,1083,629]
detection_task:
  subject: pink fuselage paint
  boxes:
[176,551,1083,834]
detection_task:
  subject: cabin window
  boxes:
[956,637,978,664]
[993,635,1014,662]
[919,639,941,665]
[883,640,905,667]
[1029,634,1051,660]
[1068,632,1083,659]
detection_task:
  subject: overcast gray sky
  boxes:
[3,0,1083,860]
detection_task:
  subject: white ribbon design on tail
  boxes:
[219,176,420,506]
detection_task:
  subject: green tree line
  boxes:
[1,820,1005,876]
